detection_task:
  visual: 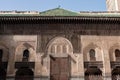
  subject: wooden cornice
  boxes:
[0,16,120,24]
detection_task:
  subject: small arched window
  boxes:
[0,49,3,61]
[115,49,120,61]
[63,45,67,53]
[51,45,55,53]
[57,45,61,53]
[89,49,96,61]
[22,49,29,62]
[115,49,120,57]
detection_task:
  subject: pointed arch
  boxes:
[15,42,34,62]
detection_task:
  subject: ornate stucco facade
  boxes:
[1,8,120,80]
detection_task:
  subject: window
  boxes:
[115,49,120,61]
[51,45,55,53]
[63,45,67,53]
[89,49,96,61]
[22,49,29,62]
[115,49,120,57]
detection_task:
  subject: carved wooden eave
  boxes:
[0,16,120,35]
[0,16,120,24]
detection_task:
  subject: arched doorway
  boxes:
[112,67,120,80]
[85,67,103,80]
[46,37,73,80]
[15,68,34,80]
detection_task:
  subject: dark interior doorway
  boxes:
[15,68,34,80]
[0,68,6,80]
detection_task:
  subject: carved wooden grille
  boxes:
[112,75,120,80]
[85,75,103,80]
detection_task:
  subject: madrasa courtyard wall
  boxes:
[1,35,120,80]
